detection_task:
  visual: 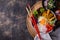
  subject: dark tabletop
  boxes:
[0,0,60,40]
[0,0,39,40]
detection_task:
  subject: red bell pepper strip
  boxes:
[31,15,42,40]
[46,24,53,33]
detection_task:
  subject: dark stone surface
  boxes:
[0,0,60,40]
[0,0,39,40]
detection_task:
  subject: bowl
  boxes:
[26,1,57,38]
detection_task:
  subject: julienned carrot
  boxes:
[31,15,42,40]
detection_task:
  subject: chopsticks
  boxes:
[26,4,31,17]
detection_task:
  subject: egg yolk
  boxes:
[40,18,46,25]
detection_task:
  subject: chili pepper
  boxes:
[31,15,42,40]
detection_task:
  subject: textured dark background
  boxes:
[0,0,60,40]
[0,0,39,40]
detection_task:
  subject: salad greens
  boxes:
[47,0,55,9]
[40,7,45,13]
[33,7,45,18]
[33,10,38,18]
